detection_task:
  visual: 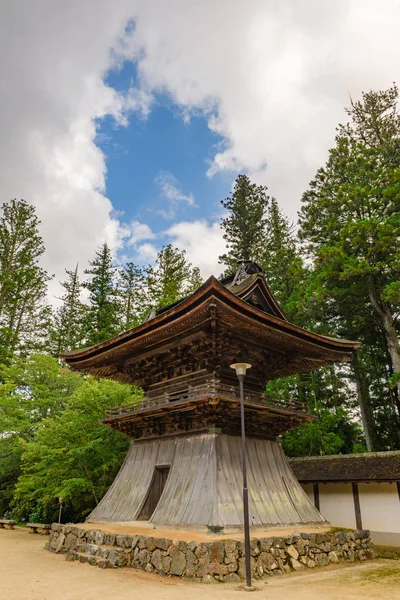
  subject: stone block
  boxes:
[296,538,306,555]
[259,551,278,571]
[290,558,304,571]
[306,558,316,568]
[186,549,198,564]
[209,541,225,563]
[238,556,256,579]
[224,573,241,583]
[250,539,260,556]
[259,537,273,552]
[151,549,164,571]
[161,556,171,573]
[185,561,198,577]
[138,536,146,550]
[328,551,339,564]
[195,542,209,559]
[146,537,157,552]
[155,537,170,551]
[94,531,105,545]
[64,533,78,552]
[224,540,237,555]
[104,534,116,546]
[170,550,186,576]
[315,553,329,567]
[137,549,150,567]
[286,545,299,560]
[197,562,228,577]
[227,559,238,573]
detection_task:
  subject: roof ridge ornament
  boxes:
[232,260,265,286]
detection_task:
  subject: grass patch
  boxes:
[329,526,353,534]
[361,564,400,583]
[374,545,400,560]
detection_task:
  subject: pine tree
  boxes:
[84,243,119,345]
[117,262,145,329]
[299,85,400,448]
[261,198,304,317]
[145,245,203,311]
[219,174,270,272]
[51,264,88,354]
[0,199,52,362]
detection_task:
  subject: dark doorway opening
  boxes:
[137,466,170,521]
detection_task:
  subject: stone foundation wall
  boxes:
[47,524,376,583]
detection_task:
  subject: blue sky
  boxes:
[97,62,232,262]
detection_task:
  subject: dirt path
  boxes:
[2,528,400,600]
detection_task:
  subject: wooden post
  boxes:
[352,482,362,530]
[313,483,320,511]
[397,481,400,502]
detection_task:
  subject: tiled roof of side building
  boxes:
[289,451,400,483]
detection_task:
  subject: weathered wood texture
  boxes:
[88,433,324,527]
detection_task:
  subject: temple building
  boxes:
[61,262,359,531]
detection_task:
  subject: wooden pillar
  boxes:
[352,482,362,530]
[313,483,320,511]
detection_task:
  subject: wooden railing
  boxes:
[105,381,307,417]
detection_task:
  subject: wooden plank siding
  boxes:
[88,434,325,527]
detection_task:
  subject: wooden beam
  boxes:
[352,482,362,530]
[313,483,320,511]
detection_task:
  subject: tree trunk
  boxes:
[352,352,379,451]
[369,281,400,400]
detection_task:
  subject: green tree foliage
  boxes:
[0,355,82,515]
[299,85,400,399]
[51,264,88,354]
[219,174,270,272]
[84,243,120,345]
[145,244,203,311]
[261,198,305,319]
[13,377,135,523]
[117,261,146,328]
[0,199,51,362]
[299,85,400,450]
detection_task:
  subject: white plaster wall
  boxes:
[358,483,400,534]
[318,483,356,528]
[299,481,400,544]
[302,483,314,504]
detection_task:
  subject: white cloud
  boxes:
[136,242,158,263]
[123,0,400,218]
[0,1,149,297]
[155,171,197,219]
[127,221,155,245]
[1,0,400,298]
[165,220,226,279]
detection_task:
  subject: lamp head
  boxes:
[230,362,252,376]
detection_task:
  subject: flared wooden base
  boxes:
[88,433,325,528]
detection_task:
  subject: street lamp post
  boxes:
[230,362,254,592]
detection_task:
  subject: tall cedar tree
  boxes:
[51,264,88,354]
[299,85,400,449]
[145,245,202,311]
[262,198,304,319]
[219,174,269,272]
[84,243,119,345]
[0,199,51,362]
[117,262,146,328]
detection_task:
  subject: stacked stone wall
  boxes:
[47,524,376,583]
